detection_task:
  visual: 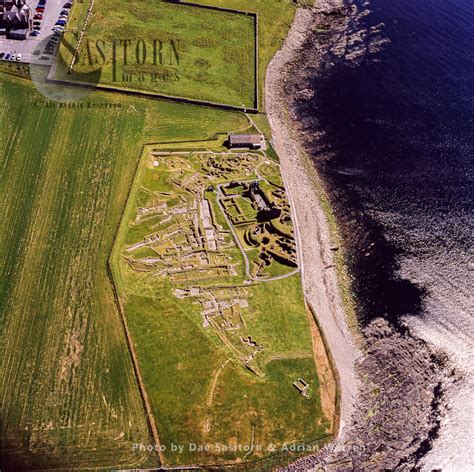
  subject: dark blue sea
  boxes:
[300,0,473,467]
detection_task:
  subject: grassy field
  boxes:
[193,0,310,108]
[64,0,306,109]
[68,0,256,107]
[0,73,248,469]
[110,148,331,466]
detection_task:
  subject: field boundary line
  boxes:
[44,78,259,113]
[165,0,256,16]
[107,263,164,465]
[93,83,259,112]
[67,0,96,72]
[107,142,164,467]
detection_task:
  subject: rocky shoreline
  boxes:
[290,319,447,471]
[266,1,450,470]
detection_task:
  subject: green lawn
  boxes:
[0,73,247,469]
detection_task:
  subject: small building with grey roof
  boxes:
[227,133,265,150]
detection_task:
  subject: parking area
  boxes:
[0,0,70,63]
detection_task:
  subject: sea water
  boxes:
[302,0,473,468]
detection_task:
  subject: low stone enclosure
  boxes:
[293,378,311,398]
[122,149,301,374]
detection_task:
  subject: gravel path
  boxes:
[265,1,360,446]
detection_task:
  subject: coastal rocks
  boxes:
[295,88,315,101]
[296,1,387,73]
[348,320,445,470]
[282,319,446,471]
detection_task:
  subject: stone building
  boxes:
[227,133,265,150]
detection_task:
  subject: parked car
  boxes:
[39,55,49,61]
[56,20,67,25]
[33,26,41,30]
[53,26,64,32]
[35,7,44,12]
[30,30,40,37]
[5,53,11,60]
[0,52,4,59]
[33,13,43,19]
[16,53,22,61]
[63,2,72,7]
[33,20,42,25]
[60,9,69,15]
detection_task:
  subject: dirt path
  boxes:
[206,359,231,407]
[203,359,231,435]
